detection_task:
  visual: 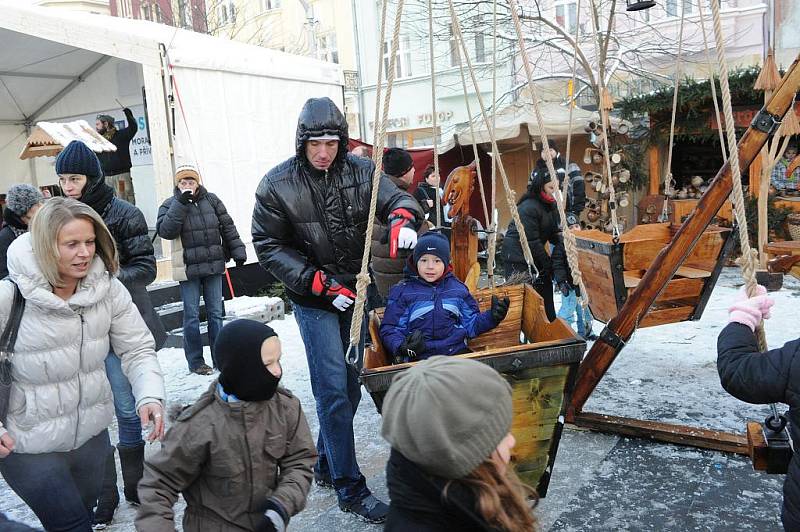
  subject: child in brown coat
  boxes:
[136,320,316,531]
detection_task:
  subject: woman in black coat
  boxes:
[717,286,800,530]
[502,168,568,321]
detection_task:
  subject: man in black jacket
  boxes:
[96,108,138,204]
[55,139,167,527]
[252,97,422,524]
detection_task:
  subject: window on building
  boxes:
[318,33,339,64]
[683,0,693,14]
[475,33,486,63]
[262,0,280,10]
[383,36,412,79]
[387,128,438,149]
[217,0,236,25]
[178,0,192,27]
[665,0,677,17]
[448,24,460,67]
[555,1,577,34]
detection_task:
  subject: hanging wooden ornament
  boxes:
[778,106,800,137]
[600,87,614,111]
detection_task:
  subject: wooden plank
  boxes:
[640,303,694,328]
[674,266,712,279]
[624,272,642,288]
[571,412,749,455]
[747,421,769,471]
[652,278,705,303]
[522,284,576,342]
[575,247,618,323]
[648,144,661,195]
[567,52,800,420]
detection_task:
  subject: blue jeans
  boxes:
[0,430,110,532]
[104,352,144,448]
[179,274,224,370]
[557,288,594,338]
[293,303,367,505]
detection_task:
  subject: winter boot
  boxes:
[118,442,145,505]
[92,447,119,529]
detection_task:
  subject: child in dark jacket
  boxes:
[136,320,317,532]
[380,231,510,363]
[717,285,800,531]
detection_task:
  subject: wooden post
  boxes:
[758,148,771,268]
[648,145,661,195]
[750,151,763,195]
[567,53,800,421]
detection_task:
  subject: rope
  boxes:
[485,0,499,288]
[346,0,405,362]
[427,0,442,228]
[446,0,537,279]
[697,0,728,162]
[507,0,588,300]
[586,0,620,239]
[660,0,687,222]
[709,0,766,349]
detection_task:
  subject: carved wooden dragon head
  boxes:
[442,161,477,219]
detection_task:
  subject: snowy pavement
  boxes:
[2,267,797,530]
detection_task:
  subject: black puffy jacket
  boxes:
[0,207,26,279]
[97,108,138,176]
[530,156,586,227]
[252,97,423,311]
[717,323,800,531]
[502,181,568,283]
[80,179,167,348]
[157,186,246,281]
[385,450,499,532]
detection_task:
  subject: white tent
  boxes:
[448,101,628,148]
[0,1,342,250]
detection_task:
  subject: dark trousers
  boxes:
[0,430,111,532]
[504,261,556,321]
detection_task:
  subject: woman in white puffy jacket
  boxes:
[0,197,166,531]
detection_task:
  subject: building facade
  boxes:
[109,0,208,32]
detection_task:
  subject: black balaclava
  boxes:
[215,319,281,402]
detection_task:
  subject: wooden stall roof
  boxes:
[19,120,117,160]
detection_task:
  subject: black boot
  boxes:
[92,447,119,529]
[118,442,145,505]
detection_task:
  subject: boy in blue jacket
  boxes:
[380,231,510,363]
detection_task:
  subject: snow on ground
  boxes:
[1,268,797,530]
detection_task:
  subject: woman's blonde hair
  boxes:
[445,459,539,532]
[30,197,118,287]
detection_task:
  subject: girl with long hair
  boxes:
[381,356,538,531]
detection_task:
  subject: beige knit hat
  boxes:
[174,165,202,185]
[381,356,513,479]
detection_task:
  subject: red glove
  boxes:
[311,270,356,311]
[386,208,417,259]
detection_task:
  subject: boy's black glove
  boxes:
[557,280,572,297]
[256,500,287,532]
[396,330,425,364]
[490,295,510,323]
[178,189,193,204]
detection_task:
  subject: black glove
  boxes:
[234,259,246,268]
[178,190,193,204]
[255,500,287,532]
[557,280,572,297]
[490,295,510,324]
[396,330,425,364]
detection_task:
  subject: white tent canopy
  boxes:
[0,1,342,249]
[448,100,628,148]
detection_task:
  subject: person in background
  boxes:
[96,108,138,204]
[380,231,509,363]
[771,143,800,193]
[414,164,445,228]
[56,140,167,527]
[351,145,371,159]
[381,356,538,531]
[252,97,422,523]
[0,197,165,531]
[136,319,316,531]
[157,165,247,375]
[502,169,568,321]
[0,184,43,278]
[370,147,426,303]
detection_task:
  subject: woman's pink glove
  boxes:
[728,285,775,331]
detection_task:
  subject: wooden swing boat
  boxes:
[573,223,734,328]
[360,283,585,496]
